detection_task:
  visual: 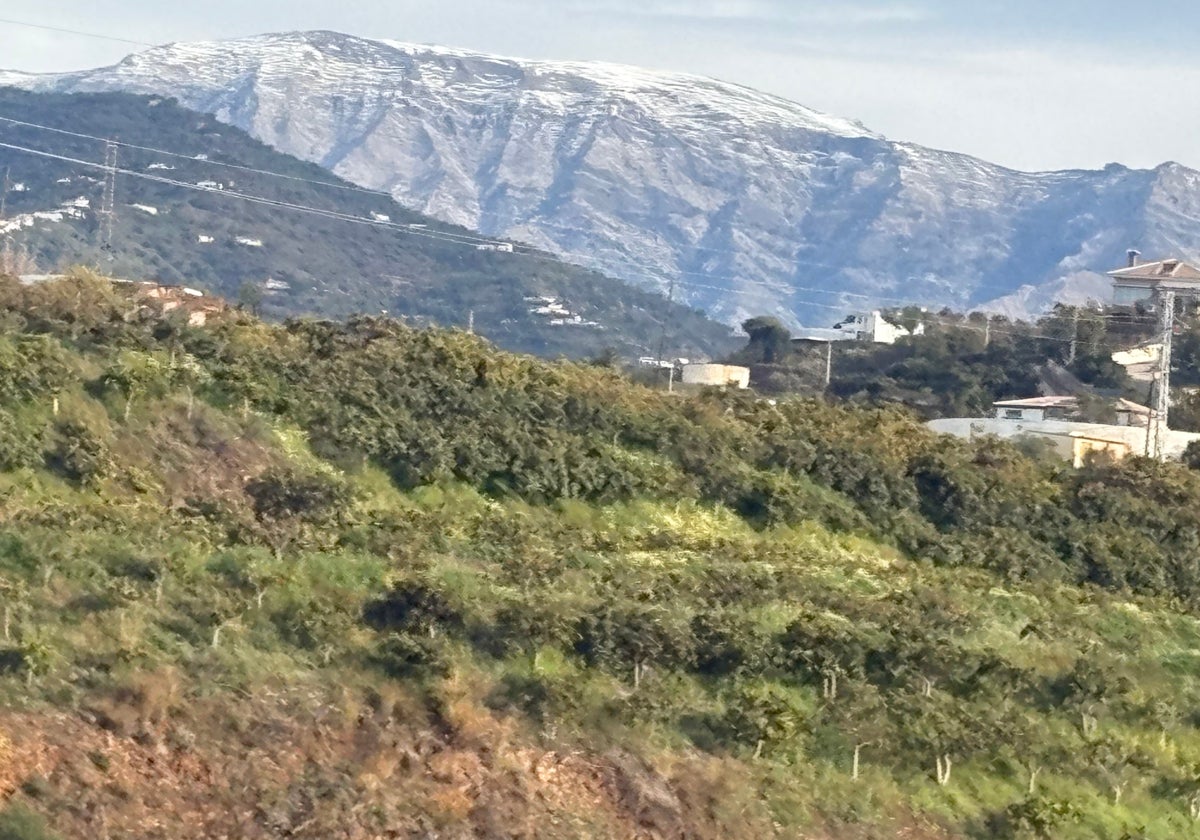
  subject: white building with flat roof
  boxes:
[794,311,925,345]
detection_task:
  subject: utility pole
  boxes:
[467,309,474,335]
[1150,289,1176,460]
[655,274,677,393]
[983,317,991,348]
[824,340,832,388]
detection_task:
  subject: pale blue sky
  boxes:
[3,1,1198,172]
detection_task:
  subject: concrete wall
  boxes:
[681,364,751,389]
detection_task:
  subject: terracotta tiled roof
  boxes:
[1108,259,1200,282]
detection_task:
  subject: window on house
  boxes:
[1004,409,1023,419]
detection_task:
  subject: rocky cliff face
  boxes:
[7,30,1199,325]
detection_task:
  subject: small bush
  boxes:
[0,804,60,840]
[0,410,45,471]
[45,418,112,486]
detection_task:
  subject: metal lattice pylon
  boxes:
[1149,288,1176,459]
[98,139,118,256]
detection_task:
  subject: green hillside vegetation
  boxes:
[6,274,1200,837]
[0,88,734,360]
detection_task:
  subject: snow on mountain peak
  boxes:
[5,29,1200,325]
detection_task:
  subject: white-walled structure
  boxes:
[681,364,751,389]
[795,311,925,345]
[992,396,1079,423]
[930,395,1191,464]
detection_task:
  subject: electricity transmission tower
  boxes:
[98,139,119,257]
[1149,289,1176,460]
[1110,254,1200,460]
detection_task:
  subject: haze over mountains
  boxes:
[5,30,1200,326]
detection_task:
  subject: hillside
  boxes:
[4,275,1200,837]
[0,88,734,360]
[8,31,1200,325]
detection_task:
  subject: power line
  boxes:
[0,16,1154,326]
[0,115,397,200]
[0,138,502,250]
[0,16,154,47]
[0,113,1132,317]
[0,133,1142,352]
[0,117,1120,311]
[526,217,1055,301]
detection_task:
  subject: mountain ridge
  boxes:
[6,30,1200,326]
[0,88,735,360]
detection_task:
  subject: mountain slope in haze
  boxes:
[8,30,1200,326]
[0,88,734,360]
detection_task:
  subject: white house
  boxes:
[638,357,689,370]
[795,311,925,345]
[992,396,1079,423]
[1109,256,1200,305]
[197,235,215,244]
[927,395,1192,465]
[235,236,263,247]
[992,395,1151,427]
[370,212,391,222]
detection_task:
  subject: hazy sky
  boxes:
[3,1,1198,173]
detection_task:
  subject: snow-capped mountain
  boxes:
[5,30,1200,326]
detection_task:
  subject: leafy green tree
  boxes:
[989,795,1083,839]
[45,418,112,487]
[721,680,811,758]
[1087,736,1146,805]
[243,467,352,558]
[823,681,890,781]
[236,280,264,316]
[101,350,175,420]
[740,316,792,365]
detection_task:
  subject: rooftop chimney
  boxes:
[1128,249,1142,267]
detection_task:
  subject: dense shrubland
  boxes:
[3,275,1200,836]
